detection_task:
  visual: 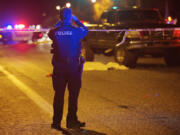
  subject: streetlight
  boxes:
[91,0,96,3]
[66,2,71,8]
[56,5,61,11]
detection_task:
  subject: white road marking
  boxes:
[0,65,53,117]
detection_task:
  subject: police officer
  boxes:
[48,7,88,130]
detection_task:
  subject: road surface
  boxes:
[0,43,180,135]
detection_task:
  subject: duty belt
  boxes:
[55,56,80,64]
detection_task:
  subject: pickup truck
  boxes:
[82,8,180,68]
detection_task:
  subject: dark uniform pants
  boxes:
[52,62,82,124]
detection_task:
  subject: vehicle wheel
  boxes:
[164,50,180,66]
[114,47,137,68]
[81,43,94,61]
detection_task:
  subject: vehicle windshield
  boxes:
[101,10,163,24]
[117,10,161,21]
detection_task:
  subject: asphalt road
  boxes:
[0,43,180,135]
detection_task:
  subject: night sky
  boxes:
[0,0,180,27]
[0,0,62,26]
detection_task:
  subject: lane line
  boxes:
[0,65,53,117]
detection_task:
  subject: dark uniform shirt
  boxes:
[48,21,88,64]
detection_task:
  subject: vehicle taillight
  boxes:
[173,30,180,39]
[38,33,43,38]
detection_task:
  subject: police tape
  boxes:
[0,27,180,32]
[88,27,180,32]
[0,28,49,32]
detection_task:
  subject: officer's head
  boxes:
[60,7,72,24]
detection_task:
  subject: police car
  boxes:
[0,24,43,44]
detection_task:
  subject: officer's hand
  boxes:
[56,21,61,27]
[72,15,79,22]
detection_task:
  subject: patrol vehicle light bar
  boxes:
[15,24,25,29]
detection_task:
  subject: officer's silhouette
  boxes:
[48,7,88,131]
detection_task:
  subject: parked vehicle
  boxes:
[82,8,180,68]
[0,24,43,44]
